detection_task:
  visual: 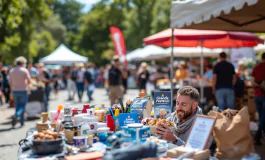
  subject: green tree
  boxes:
[40,15,67,43]
[0,0,54,63]
[123,0,156,50]
[72,0,172,66]
[150,0,171,34]
[73,0,125,65]
[29,31,57,60]
[52,0,84,33]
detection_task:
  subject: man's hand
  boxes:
[117,65,123,71]
[155,123,176,143]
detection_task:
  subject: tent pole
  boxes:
[200,40,204,105]
[170,28,174,112]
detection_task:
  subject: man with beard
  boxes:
[155,86,212,147]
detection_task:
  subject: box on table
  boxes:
[114,113,138,131]
[167,146,210,160]
[121,125,150,143]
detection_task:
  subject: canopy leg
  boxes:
[170,28,175,112]
[200,40,205,105]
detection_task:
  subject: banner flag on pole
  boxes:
[110,26,127,67]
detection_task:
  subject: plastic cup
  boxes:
[106,114,115,131]
[95,110,105,122]
[41,112,48,123]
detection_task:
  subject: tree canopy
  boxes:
[0,0,172,65]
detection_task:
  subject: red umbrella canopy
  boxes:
[143,28,264,48]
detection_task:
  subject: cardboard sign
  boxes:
[185,115,216,150]
[118,113,138,126]
[114,113,138,131]
[130,97,152,122]
[154,91,172,119]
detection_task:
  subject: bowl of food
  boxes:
[142,118,174,135]
[31,130,63,155]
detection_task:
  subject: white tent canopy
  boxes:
[170,0,264,32]
[127,46,223,61]
[164,47,223,58]
[254,43,265,53]
[126,48,142,61]
[126,45,166,61]
[39,44,88,65]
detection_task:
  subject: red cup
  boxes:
[82,104,90,113]
[106,114,115,131]
[72,109,79,117]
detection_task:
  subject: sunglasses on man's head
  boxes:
[114,59,119,62]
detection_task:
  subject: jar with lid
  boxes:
[64,103,72,116]
[61,115,75,128]
[97,127,110,143]
[64,125,81,143]
[95,110,105,122]
[81,117,98,136]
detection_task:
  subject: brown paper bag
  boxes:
[208,107,254,159]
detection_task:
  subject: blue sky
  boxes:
[76,0,101,12]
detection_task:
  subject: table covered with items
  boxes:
[18,92,261,160]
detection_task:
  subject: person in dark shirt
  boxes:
[251,52,265,145]
[1,67,10,103]
[108,56,127,106]
[137,62,149,94]
[52,69,60,98]
[41,69,51,112]
[212,52,236,110]
[62,66,70,89]
[84,62,95,102]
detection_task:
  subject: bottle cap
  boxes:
[58,105,63,110]
[83,104,90,109]
[114,109,120,116]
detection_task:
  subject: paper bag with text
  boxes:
[208,107,254,159]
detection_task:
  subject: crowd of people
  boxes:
[0,55,132,127]
[0,57,104,127]
[1,52,264,144]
